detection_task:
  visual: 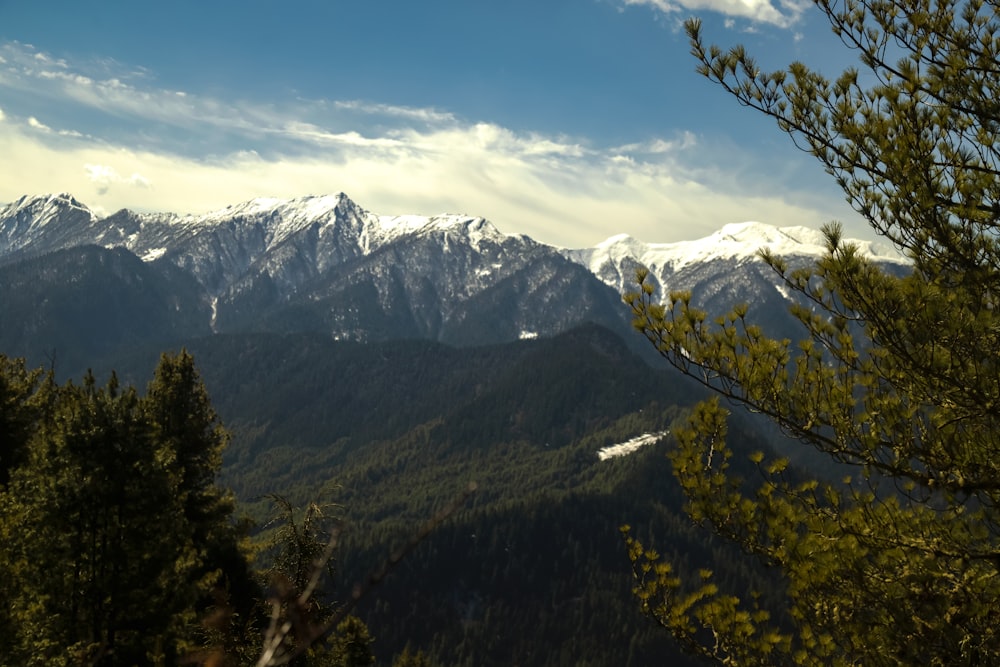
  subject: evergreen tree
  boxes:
[145,350,232,542]
[3,373,193,665]
[0,355,52,654]
[325,616,375,667]
[391,646,433,667]
[625,0,1000,664]
[254,496,384,667]
[0,354,50,487]
[0,353,251,666]
[142,350,258,662]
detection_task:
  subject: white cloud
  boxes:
[27,116,51,132]
[85,164,152,194]
[0,41,862,248]
[33,52,68,68]
[613,133,698,155]
[623,0,809,28]
[0,110,857,248]
[333,100,456,124]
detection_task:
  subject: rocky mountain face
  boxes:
[0,192,908,373]
[563,221,910,338]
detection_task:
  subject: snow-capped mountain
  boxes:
[0,193,101,258]
[0,193,532,298]
[564,221,909,298]
[563,221,909,341]
[0,193,631,371]
[0,192,908,374]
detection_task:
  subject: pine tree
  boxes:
[145,349,232,542]
[325,616,375,667]
[391,646,433,667]
[3,372,192,665]
[141,350,257,661]
[0,353,252,665]
[0,355,52,657]
[0,354,50,487]
[624,0,1000,664]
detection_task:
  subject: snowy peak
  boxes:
[0,192,96,226]
[715,221,825,246]
[0,191,919,354]
[191,192,374,250]
[626,220,903,272]
[566,220,909,297]
[200,192,361,229]
[5,192,93,215]
[0,192,911,349]
[0,193,99,256]
[374,212,514,249]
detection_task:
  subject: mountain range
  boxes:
[0,191,907,665]
[0,191,907,373]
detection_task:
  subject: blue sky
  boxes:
[0,0,868,248]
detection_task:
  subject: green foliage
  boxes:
[324,616,375,667]
[0,355,53,656]
[0,353,252,666]
[624,0,1000,663]
[390,646,433,667]
[0,354,50,487]
[262,495,340,605]
[253,495,344,666]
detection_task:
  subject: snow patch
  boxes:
[141,247,166,261]
[209,296,218,334]
[598,431,668,461]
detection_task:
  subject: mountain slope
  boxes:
[0,193,639,355]
[0,192,913,358]
[564,220,911,342]
[0,192,870,666]
[92,323,774,667]
[0,245,210,372]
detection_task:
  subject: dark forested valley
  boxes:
[0,319,792,666]
[101,326,790,666]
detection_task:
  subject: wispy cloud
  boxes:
[85,164,152,194]
[0,40,857,248]
[26,116,50,132]
[332,100,456,125]
[623,0,810,28]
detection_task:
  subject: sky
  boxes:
[0,0,871,248]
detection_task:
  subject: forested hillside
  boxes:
[28,324,789,666]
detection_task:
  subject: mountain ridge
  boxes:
[563,219,909,298]
[0,191,910,367]
[1,191,908,291]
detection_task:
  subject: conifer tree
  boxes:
[0,354,49,487]
[0,356,52,657]
[142,350,257,661]
[145,350,232,539]
[390,646,433,667]
[3,373,193,665]
[624,0,1000,664]
[0,353,251,666]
